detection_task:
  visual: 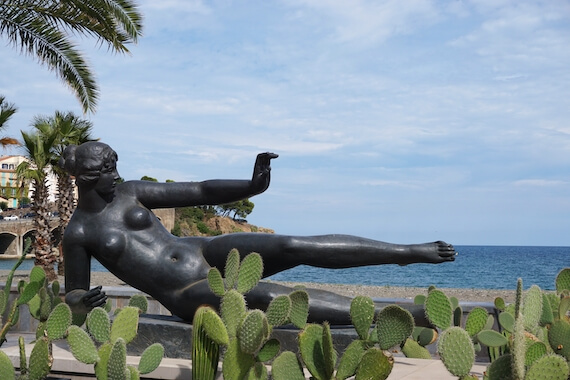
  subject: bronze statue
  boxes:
[61,142,456,324]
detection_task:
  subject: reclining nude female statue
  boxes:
[61,141,456,325]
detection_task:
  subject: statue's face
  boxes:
[94,158,120,197]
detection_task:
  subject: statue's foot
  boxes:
[406,241,456,264]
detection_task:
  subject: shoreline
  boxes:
[0,270,517,303]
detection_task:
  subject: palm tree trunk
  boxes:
[56,173,76,275]
[32,179,57,281]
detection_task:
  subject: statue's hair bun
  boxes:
[60,144,78,175]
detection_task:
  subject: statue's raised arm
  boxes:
[128,152,279,209]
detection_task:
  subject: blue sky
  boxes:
[1,0,569,246]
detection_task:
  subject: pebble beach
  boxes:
[1,270,517,304]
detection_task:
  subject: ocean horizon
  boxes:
[1,245,568,291]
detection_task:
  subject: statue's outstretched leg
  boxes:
[203,233,455,277]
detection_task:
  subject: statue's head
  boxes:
[60,142,118,186]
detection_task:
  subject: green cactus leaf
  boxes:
[222,338,255,380]
[272,351,305,380]
[511,315,526,380]
[237,252,263,294]
[46,302,72,340]
[413,294,426,305]
[224,248,241,290]
[95,343,113,380]
[0,350,15,380]
[127,365,140,380]
[355,348,393,380]
[29,337,51,380]
[108,338,128,380]
[288,290,309,329]
[523,285,543,331]
[525,341,547,367]
[28,266,46,284]
[266,295,291,327]
[72,311,88,327]
[449,296,459,310]
[498,311,514,333]
[299,323,328,380]
[525,353,569,380]
[110,306,139,344]
[558,296,570,320]
[201,306,229,345]
[138,343,164,374]
[476,329,508,348]
[128,295,148,314]
[425,289,453,330]
[555,268,570,294]
[192,307,220,380]
[336,339,367,380]
[239,310,268,354]
[17,281,41,305]
[412,326,437,347]
[256,338,280,362]
[401,338,432,359]
[221,289,247,338]
[494,297,506,311]
[0,292,6,315]
[453,306,463,327]
[465,307,488,337]
[51,281,60,296]
[437,327,475,377]
[515,278,523,317]
[539,293,553,326]
[38,287,51,321]
[87,307,112,343]
[350,296,375,340]
[322,322,337,379]
[207,268,226,297]
[375,305,414,351]
[486,354,512,380]
[548,319,570,360]
[67,325,99,364]
[246,362,268,380]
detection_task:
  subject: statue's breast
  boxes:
[102,231,127,257]
[124,206,153,230]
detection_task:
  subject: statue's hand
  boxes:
[82,286,107,309]
[252,152,278,193]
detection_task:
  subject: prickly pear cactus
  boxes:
[522,285,543,331]
[425,289,453,330]
[548,319,570,360]
[401,338,432,359]
[127,294,148,314]
[46,302,72,340]
[29,336,51,380]
[110,306,140,344]
[138,343,164,375]
[236,252,263,294]
[238,310,269,354]
[108,338,128,380]
[350,296,375,340]
[464,307,488,337]
[437,327,475,378]
[375,305,414,350]
[87,307,111,343]
[299,323,331,380]
[354,348,393,380]
[68,325,100,364]
[265,295,291,327]
[336,340,367,380]
[525,353,569,380]
[485,354,512,380]
[192,306,222,380]
[0,350,14,380]
[555,268,570,294]
[272,351,305,380]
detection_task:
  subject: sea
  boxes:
[1,245,568,290]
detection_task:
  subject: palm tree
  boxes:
[0,96,20,146]
[17,129,58,280]
[33,111,96,274]
[0,0,143,113]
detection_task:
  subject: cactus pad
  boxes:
[128,294,148,314]
[192,307,221,380]
[350,296,375,340]
[0,350,14,380]
[375,305,414,350]
[464,307,488,337]
[266,295,291,327]
[221,289,247,338]
[222,338,255,380]
[425,289,452,330]
[207,268,225,297]
[355,348,393,380]
[498,311,514,333]
[110,306,139,344]
[224,249,241,290]
[525,353,569,380]
[437,327,475,377]
[525,341,547,367]
[476,329,508,348]
[46,302,72,340]
[522,285,543,331]
[486,353,512,380]
[555,268,570,294]
[67,325,99,364]
[272,351,305,380]
[138,343,164,374]
[288,289,309,329]
[87,307,111,343]
[108,338,128,380]
[299,323,328,380]
[256,338,280,362]
[336,339,367,380]
[236,252,263,294]
[238,309,268,354]
[548,319,570,360]
[29,337,51,380]
[401,338,432,359]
